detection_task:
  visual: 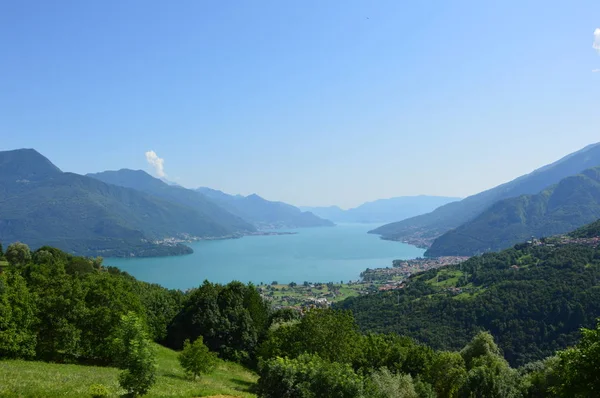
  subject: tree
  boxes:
[111,312,157,396]
[165,281,271,364]
[369,367,418,398]
[552,319,600,397]
[0,270,37,358]
[460,331,502,369]
[429,351,467,398]
[178,336,218,380]
[5,242,31,266]
[460,354,521,398]
[459,332,521,398]
[259,309,361,364]
[0,242,4,259]
[257,354,365,398]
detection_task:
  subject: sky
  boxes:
[1,1,599,209]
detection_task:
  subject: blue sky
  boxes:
[1,0,599,208]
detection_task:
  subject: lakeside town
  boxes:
[260,234,600,310]
[259,255,469,309]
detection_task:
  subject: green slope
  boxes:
[426,166,600,256]
[0,344,257,397]
[370,142,600,245]
[0,149,250,257]
[336,227,600,366]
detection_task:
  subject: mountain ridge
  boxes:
[302,195,461,224]
[370,142,600,246]
[425,166,600,256]
[0,150,255,257]
[196,187,334,229]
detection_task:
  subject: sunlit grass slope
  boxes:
[0,344,257,397]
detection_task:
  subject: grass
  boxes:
[426,270,464,287]
[263,283,362,307]
[0,344,257,398]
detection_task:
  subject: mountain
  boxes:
[370,142,600,247]
[0,149,253,257]
[426,166,600,256]
[87,169,255,233]
[570,218,600,238]
[197,187,334,228]
[302,195,461,224]
[337,223,600,366]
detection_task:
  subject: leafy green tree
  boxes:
[0,242,4,259]
[460,354,521,398]
[552,319,600,397]
[178,336,218,380]
[5,242,31,266]
[259,309,361,364]
[0,269,37,358]
[457,331,521,397]
[460,331,502,369]
[166,281,271,364]
[519,357,560,398]
[257,354,365,398]
[429,351,467,398]
[25,259,85,361]
[111,312,157,396]
[80,272,145,361]
[369,367,418,398]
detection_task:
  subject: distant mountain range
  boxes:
[371,142,600,248]
[87,169,255,234]
[302,195,461,224]
[0,149,333,257]
[0,149,245,257]
[426,166,600,256]
[197,187,334,229]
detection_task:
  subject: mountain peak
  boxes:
[0,148,62,182]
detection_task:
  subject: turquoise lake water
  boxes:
[106,224,425,290]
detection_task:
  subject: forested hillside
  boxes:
[337,239,600,367]
[0,150,256,257]
[426,166,600,256]
[1,239,600,397]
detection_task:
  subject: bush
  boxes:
[88,384,109,398]
[178,336,218,380]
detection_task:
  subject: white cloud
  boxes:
[593,69,600,73]
[594,28,600,53]
[145,150,166,177]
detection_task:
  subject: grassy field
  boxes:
[0,344,257,398]
[262,283,363,307]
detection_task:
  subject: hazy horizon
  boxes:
[2,1,599,208]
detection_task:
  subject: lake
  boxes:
[106,223,425,290]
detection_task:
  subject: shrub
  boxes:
[178,336,218,380]
[88,384,109,398]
